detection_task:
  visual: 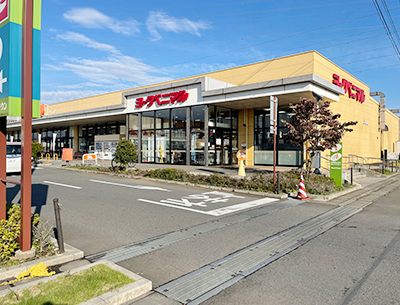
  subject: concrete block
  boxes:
[15,248,36,260]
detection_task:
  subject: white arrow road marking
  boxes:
[138,197,278,216]
[43,181,82,189]
[90,179,171,192]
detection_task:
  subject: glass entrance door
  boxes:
[215,129,231,165]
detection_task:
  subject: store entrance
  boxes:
[210,128,234,165]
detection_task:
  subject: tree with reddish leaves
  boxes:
[283,98,358,172]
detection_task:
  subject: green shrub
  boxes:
[113,140,138,169]
[0,204,41,263]
[146,168,186,181]
[31,142,43,160]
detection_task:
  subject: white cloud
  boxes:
[46,31,172,93]
[146,11,211,41]
[56,32,119,53]
[63,7,140,36]
[167,63,237,75]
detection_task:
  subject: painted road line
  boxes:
[89,179,171,192]
[207,198,279,216]
[43,181,82,189]
[138,197,278,216]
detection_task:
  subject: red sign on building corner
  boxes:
[0,0,9,25]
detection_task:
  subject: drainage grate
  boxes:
[156,206,361,305]
[86,199,302,263]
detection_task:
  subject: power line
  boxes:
[372,0,400,61]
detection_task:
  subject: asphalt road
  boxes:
[6,167,400,305]
[6,166,282,254]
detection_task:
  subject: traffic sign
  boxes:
[0,0,41,118]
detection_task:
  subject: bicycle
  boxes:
[111,158,136,171]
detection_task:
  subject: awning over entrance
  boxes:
[202,74,345,109]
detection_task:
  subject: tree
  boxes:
[31,142,43,163]
[283,98,358,172]
[113,140,138,170]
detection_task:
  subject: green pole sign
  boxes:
[0,0,41,118]
[330,143,343,186]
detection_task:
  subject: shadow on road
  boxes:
[6,183,49,216]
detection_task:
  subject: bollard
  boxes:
[53,198,65,253]
[351,167,353,185]
[276,171,280,194]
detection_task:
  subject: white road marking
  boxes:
[90,179,171,192]
[138,197,278,216]
[32,166,43,169]
[43,181,82,189]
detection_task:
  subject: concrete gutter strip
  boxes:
[307,184,362,201]
[0,240,84,281]
[0,260,152,305]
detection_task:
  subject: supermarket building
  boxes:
[6,51,400,167]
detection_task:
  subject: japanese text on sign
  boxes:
[332,74,365,103]
[135,90,189,108]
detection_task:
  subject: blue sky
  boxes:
[41,0,400,110]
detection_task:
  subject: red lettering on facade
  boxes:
[135,90,189,108]
[332,74,365,103]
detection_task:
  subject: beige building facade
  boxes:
[6,51,400,167]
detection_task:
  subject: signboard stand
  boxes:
[270,96,278,185]
[330,143,343,186]
[237,150,246,177]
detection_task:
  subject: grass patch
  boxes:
[0,264,135,305]
[372,168,397,175]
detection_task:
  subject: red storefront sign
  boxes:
[135,90,189,108]
[0,0,9,25]
[332,74,365,103]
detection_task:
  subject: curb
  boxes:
[0,260,152,305]
[301,183,362,201]
[0,239,84,281]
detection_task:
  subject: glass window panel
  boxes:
[87,126,95,137]
[156,130,170,163]
[156,109,170,129]
[208,106,215,127]
[278,128,302,151]
[278,105,296,127]
[142,111,155,129]
[141,130,154,162]
[232,109,238,129]
[171,152,186,165]
[171,108,186,128]
[129,131,139,147]
[129,114,139,131]
[171,129,186,150]
[96,125,105,135]
[232,130,238,164]
[190,152,205,165]
[107,122,117,134]
[120,125,126,136]
[190,128,205,150]
[191,106,205,128]
[216,107,231,128]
